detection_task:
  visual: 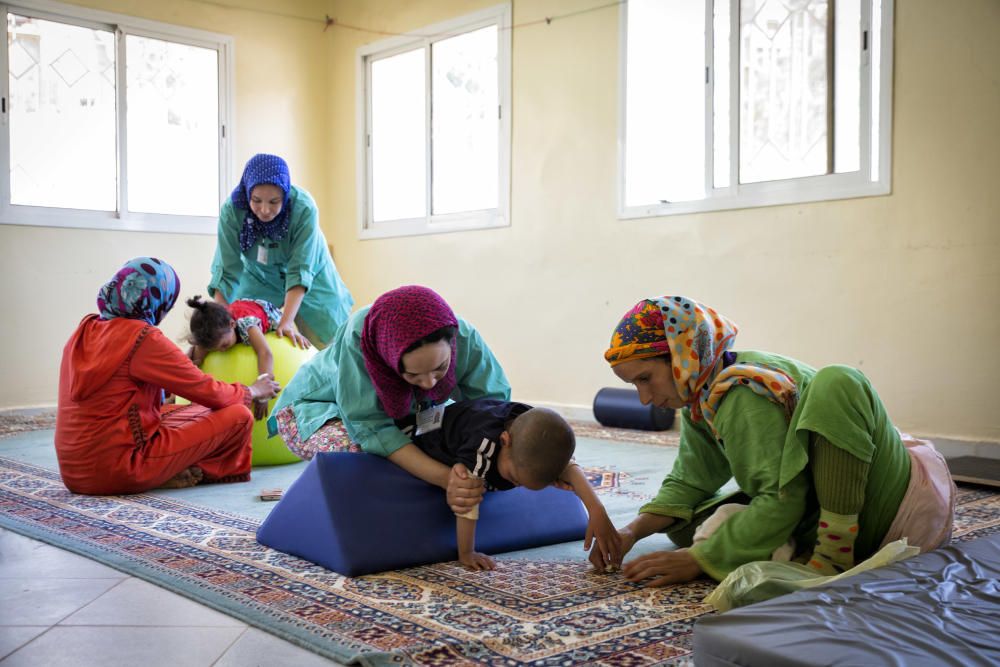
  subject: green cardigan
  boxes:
[640,351,911,580]
[267,306,511,457]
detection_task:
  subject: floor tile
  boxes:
[0,626,244,667]
[0,578,119,626]
[0,532,124,580]
[214,627,346,666]
[0,628,46,661]
[62,578,245,627]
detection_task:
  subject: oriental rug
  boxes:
[1,416,998,666]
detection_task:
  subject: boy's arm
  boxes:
[246,326,274,378]
[456,515,495,571]
[560,463,625,570]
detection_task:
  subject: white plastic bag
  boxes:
[704,538,920,612]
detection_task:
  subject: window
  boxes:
[1,0,233,233]
[620,0,892,218]
[358,4,511,239]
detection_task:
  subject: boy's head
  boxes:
[497,408,575,490]
[186,296,237,351]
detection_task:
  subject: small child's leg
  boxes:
[808,434,870,574]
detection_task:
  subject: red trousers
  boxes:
[63,404,253,495]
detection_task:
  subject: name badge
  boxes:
[256,244,268,264]
[414,403,446,436]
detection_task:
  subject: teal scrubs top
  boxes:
[268,306,511,457]
[208,185,353,346]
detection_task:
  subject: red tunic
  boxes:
[55,314,254,495]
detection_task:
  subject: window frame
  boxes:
[0,0,234,235]
[617,0,894,219]
[356,3,512,240]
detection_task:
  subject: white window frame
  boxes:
[617,0,894,219]
[356,4,511,240]
[0,0,234,234]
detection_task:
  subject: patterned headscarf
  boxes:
[231,153,292,251]
[361,286,460,419]
[97,257,180,326]
[605,296,798,435]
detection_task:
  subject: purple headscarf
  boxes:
[360,286,459,419]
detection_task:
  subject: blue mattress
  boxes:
[693,533,1000,666]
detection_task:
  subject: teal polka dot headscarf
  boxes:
[97,257,180,326]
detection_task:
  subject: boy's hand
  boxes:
[622,548,702,587]
[447,464,485,515]
[584,509,625,571]
[459,551,496,571]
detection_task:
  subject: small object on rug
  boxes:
[259,488,283,501]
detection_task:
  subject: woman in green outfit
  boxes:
[269,285,510,509]
[600,296,954,585]
[209,154,354,348]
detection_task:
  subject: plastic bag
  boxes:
[704,538,920,612]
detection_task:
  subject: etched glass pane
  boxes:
[713,0,731,188]
[7,13,116,210]
[371,48,426,223]
[126,34,219,216]
[740,0,829,183]
[431,25,497,216]
[625,0,706,207]
[834,0,860,173]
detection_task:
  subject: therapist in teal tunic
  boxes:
[208,154,353,348]
[269,285,509,509]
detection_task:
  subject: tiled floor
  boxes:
[0,528,345,666]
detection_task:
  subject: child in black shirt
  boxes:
[397,399,622,571]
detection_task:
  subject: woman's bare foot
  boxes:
[158,466,204,489]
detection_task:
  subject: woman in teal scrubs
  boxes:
[209,153,353,348]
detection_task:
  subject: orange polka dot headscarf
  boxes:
[605,296,798,434]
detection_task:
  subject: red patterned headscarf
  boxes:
[361,286,459,419]
[605,296,798,435]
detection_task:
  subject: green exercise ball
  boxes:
[180,332,315,465]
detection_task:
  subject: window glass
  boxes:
[126,34,219,216]
[8,13,116,210]
[371,48,426,223]
[431,25,497,216]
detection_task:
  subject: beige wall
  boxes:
[2,0,998,444]
[325,0,1000,443]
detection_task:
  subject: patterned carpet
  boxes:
[1,414,999,665]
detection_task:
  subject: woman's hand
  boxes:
[252,399,269,421]
[447,464,485,515]
[622,548,702,587]
[249,374,281,403]
[275,319,311,349]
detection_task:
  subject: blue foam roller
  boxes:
[256,452,589,576]
[593,387,675,431]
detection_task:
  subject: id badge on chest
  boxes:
[414,403,446,436]
[256,244,268,264]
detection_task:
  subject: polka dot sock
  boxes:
[808,509,859,575]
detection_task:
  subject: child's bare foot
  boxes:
[158,467,204,489]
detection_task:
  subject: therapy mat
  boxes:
[693,533,1000,666]
[256,452,589,576]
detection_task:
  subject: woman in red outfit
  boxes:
[55,257,281,495]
